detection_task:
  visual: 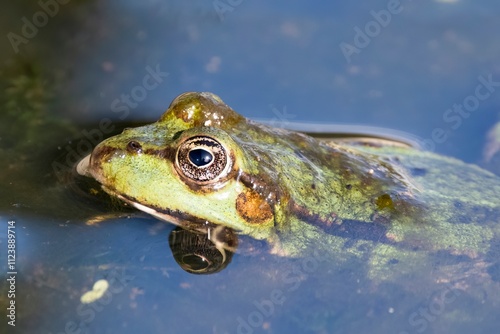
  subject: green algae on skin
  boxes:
[78,92,500,287]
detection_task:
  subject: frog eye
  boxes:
[188,148,213,167]
[176,136,231,183]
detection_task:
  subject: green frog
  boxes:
[78,92,500,284]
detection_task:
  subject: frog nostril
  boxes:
[127,141,142,153]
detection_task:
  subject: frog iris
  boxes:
[175,135,231,183]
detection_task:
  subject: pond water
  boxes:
[1,1,500,333]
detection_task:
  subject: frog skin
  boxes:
[78,92,500,283]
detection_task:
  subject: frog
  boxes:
[77,92,500,288]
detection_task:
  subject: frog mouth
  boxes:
[76,154,92,177]
[101,186,220,233]
[110,189,239,254]
[77,153,232,235]
[76,153,108,186]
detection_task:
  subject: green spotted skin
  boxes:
[79,92,500,287]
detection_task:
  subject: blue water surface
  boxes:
[1,1,500,333]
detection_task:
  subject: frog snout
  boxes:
[78,143,121,181]
[76,154,92,177]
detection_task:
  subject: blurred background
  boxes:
[3,0,500,159]
[1,1,499,333]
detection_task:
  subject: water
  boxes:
[1,1,499,333]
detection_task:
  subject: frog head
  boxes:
[78,92,281,240]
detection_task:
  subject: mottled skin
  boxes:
[79,92,500,285]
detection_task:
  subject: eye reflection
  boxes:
[188,148,213,167]
[181,254,210,271]
[168,226,238,275]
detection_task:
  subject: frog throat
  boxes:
[111,190,221,233]
[99,169,280,233]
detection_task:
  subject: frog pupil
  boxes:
[182,254,210,271]
[189,149,213,167]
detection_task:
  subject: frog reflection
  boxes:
[77,91,500,290]
[168,226,238,274]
